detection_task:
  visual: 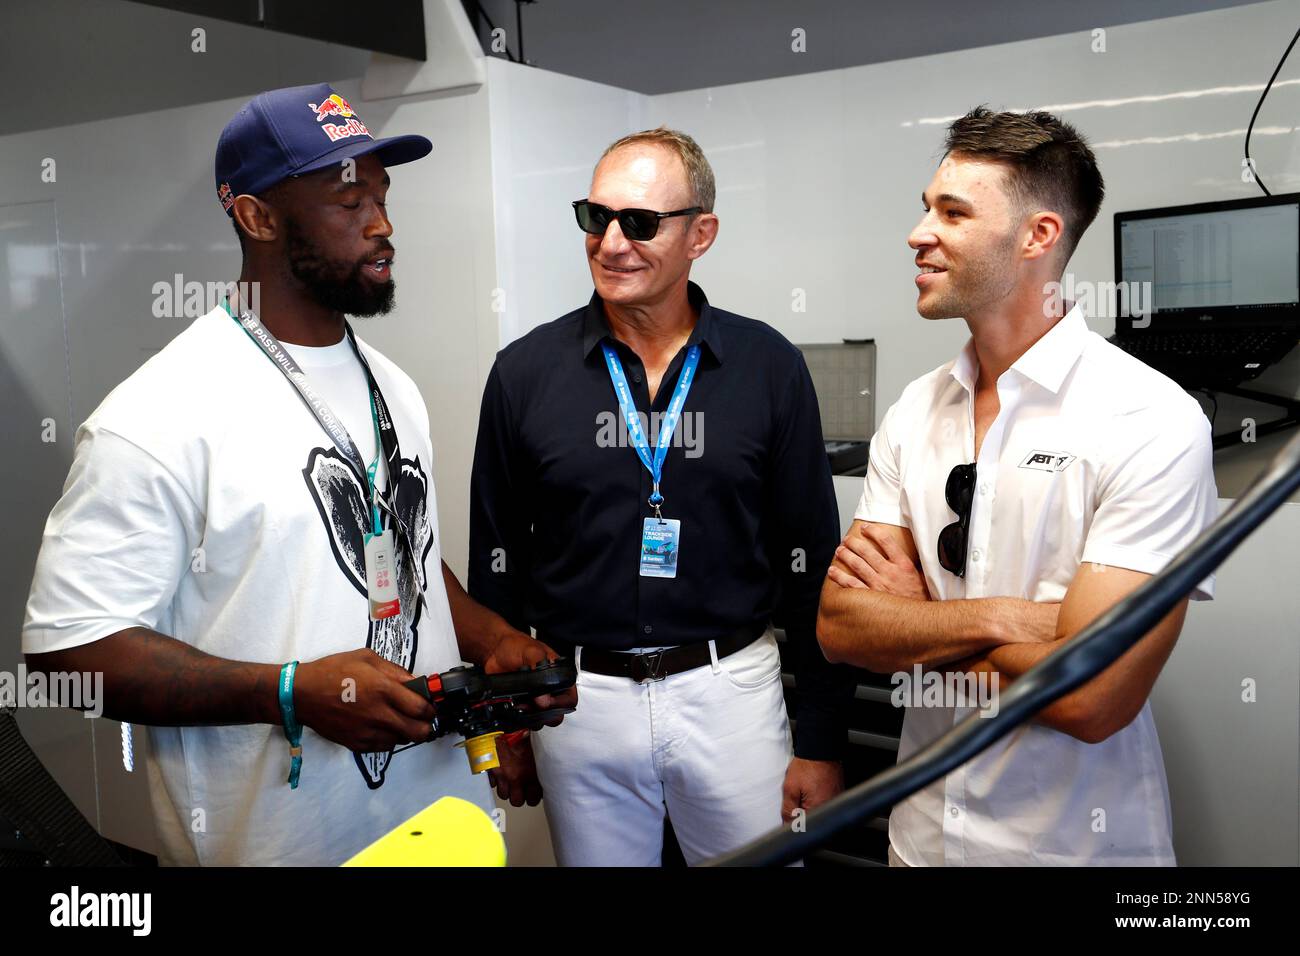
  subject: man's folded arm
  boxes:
[948,565,1190,744]
[956,404,1214,742]
[816,520,1055,672]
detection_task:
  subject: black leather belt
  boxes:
[541,625,765,684]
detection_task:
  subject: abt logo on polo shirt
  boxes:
[1019,450,1077,472]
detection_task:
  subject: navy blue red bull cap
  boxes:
[214,82,431,216]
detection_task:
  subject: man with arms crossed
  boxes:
[22,84,571,865]
[470,128,851,865]
[817,107,1216,866]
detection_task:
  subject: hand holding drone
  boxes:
[403,657,577,773]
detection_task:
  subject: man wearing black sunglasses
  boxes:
[468,127,850,865]
[817,108,1217,867]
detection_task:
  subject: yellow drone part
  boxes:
[342,796,506,867]
[457,731,504,773]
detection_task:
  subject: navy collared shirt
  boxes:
[468,281,851,759]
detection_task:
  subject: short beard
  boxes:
[284,217,395,318]
[919,227,1019,320]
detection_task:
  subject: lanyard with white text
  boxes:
[223,300,424,610]
[222,300,377,501]
[601,341,700,519]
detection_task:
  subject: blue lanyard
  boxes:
[601,341,700,518]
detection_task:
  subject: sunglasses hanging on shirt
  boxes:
[938,462,977,578]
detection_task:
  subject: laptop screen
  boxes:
[1116,196,1300,322]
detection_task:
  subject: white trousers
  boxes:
[533,629,793,866]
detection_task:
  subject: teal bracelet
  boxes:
[278,661,303,789]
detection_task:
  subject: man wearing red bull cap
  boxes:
[21,83,574,866]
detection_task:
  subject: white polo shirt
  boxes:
[855,304,1217,866]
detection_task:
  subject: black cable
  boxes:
[515,0,525,65]
[1244,23,1300,197]
[707,427,1300,866]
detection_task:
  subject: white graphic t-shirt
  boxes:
[23,305,491,866]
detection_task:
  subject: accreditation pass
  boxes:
[364,529,401,619]
[640,518,681,579]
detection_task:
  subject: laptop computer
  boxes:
[1109,193,1300,389]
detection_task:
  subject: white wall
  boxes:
[646,0,1300,418]
[486,58,649,346]
[1153,499,1300,865]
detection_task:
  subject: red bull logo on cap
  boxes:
[217,182,234,212]
[307,93,371,144]
[309,93,354,122]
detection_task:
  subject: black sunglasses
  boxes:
[937,463,977,578]
[572,200,702,242]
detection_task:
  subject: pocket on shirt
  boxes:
[720,630,783,690]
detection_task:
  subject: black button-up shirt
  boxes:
[468,282,851,759]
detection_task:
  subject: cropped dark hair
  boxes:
[944,106,1104,263]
